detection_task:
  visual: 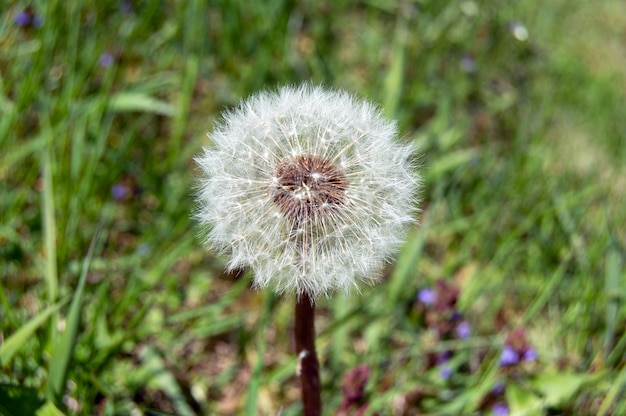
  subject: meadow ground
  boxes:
[1,1,625,415]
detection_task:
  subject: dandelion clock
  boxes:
[195,84,420,415]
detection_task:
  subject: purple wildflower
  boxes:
[14,9,43,28]
[136,244,150,256]
[456,321,471,339]
[522,347,537,362]
[417,288,436,305]
[32,14,44,27]
[14,11,31,27]
[99,53,114,68]
[120,1,134,13]
[491,380,506,395]
[460,55,477,73]
[436,351,451,364]
[340,365,370,409]
[500,345,519,367]
[492,402,510,416]
[439,364,452,380]
[451,311,463,321]
[111,183,129,200]
[436,351,452,379]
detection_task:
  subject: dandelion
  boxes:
[195,84,420,415]
[195,84,419,299]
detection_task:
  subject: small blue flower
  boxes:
[491,380,505,395]
[456,321,471,339]
[120,0,134,13]
[136,243,150,256]
[522,347,537,362]
[460,55,477,73]
[111,183,129,200]
[14,11,31,27]
[14,10,43,28]
[436,351,451,364]
[32,14,44,27]
[439,364,452,380]
[500,345,519,367]
[99,52,114,68]
[492,402,509,416]
[417,288,436,305]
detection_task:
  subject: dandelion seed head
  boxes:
[270,154,348,222]
[195,84,420,298]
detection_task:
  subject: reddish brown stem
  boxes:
[295,293,322,416]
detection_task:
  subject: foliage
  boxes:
[1,0,625,414]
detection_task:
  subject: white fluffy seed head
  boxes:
[194,84,420,299]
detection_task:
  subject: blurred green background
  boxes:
[1,0,625,415]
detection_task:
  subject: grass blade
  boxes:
[596,365,626,416]
[387,212,430,307]
[170,55,198,161]
[46,223,103,402]
[0,301,66,365]
[41,146,58,306]
[35,401,65,416]
[245,293,276,416]
[0,384,45,416]
[138,345,195,416]
[382,4,411,118]
[604,245,621,360]
[108,92,176,116]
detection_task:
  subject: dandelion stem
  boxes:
[295,293,321,416]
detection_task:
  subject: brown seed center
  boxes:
[270,155,348,222]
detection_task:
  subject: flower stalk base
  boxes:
[295,293,322,416]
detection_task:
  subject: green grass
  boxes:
[1,0,625,415]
